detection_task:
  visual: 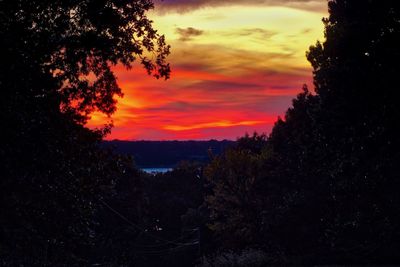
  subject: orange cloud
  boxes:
[87,62,313,140]
[87,2,327,140]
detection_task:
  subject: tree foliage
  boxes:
[1,0,170,122]
[205,134,267,249]
[204,0,400,264]
[0,0,170,265]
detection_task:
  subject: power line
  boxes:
[58,180,200,252]
[99,199,199,247]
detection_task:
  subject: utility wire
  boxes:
[99,199,199,247]
[58,180,200,251]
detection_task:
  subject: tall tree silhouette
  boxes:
[204,0,400,264]
[303,0,400,262]
[270,0,400,262]
[0,0,169,265]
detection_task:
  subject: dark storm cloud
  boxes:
[154,0,327,13]
[176,27,204,41]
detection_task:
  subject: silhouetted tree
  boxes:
[205,134,267,249]
[204,0,400,264]
[271,0,400,262]
[302,0,400,262]
[0,0,169,265]
[1,0,169,123]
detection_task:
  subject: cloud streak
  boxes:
[88,2,327,140]
[154,0,327,13]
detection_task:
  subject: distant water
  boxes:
[142,167,173,174]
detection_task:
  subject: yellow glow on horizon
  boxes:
[164,120,267,131]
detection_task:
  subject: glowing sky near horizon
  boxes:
[89,0,328,140]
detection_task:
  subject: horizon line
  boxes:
[105,138,238,142]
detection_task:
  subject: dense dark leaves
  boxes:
[1,0,170,123]
[205,134,267,249]
[0,0,169,265]
[204,0,400,264]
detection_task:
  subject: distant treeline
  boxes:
[103,140,236,167]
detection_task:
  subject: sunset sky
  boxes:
[89,0,328,140]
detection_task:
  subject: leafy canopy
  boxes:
[0,0,170,123]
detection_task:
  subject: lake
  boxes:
[142,167,173,174]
